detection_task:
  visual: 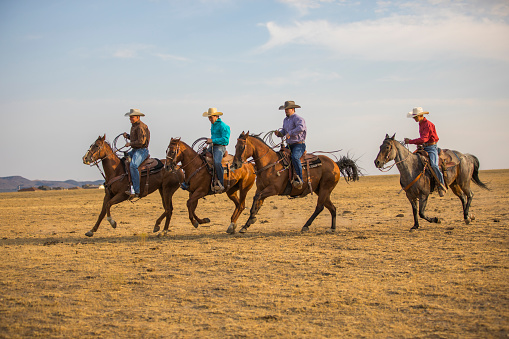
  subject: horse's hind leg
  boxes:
[302,189,333,232]
[451,182,474,224]
[226,190,241,234]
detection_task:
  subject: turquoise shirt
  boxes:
[211,118,230,146]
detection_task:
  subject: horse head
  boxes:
[165,137,182,172]
[232,131,251,170]
[83,135,109,165]
[374,134,397,169]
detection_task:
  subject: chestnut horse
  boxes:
[82,135,183,237]
[165,138,256,233]
[374,134,489,231]
[232,132,360,233]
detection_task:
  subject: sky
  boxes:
[1,0,508,181]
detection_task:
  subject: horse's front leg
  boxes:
[187,189,208,228]
[86,192,126,237]
[240,186,277,233]
[407,197,420,231]
[418,195,440,225]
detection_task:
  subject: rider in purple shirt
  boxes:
[275,100,307,189]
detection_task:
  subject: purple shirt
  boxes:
[280,113,307,145]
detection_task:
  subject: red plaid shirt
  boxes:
[408,118,439,145]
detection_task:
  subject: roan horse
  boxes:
[374,134,489,230]
[82,135,183,237]
[165,138,256,233]
[232,132,360,233]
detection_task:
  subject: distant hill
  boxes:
[0,176,104,192]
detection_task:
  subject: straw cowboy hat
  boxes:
[124,108,145,117]
[202,107,223,117]
[407,107,429,118]
[279,100,301,110]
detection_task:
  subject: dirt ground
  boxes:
[0,169,507,338]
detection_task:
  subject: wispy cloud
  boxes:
[245,68,341,87]
[277,0,340,15]
[259,14,509,61]
[108,44,188,61]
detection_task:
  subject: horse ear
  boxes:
[391,133,396,140]
[100,134,106,141]
[385,134,389,139]
[246,130,250,136]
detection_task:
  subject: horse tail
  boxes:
[466,154,489,190]
[336,155,361,182]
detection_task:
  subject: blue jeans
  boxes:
[289,143,306,181]
[210,145,226,186]
[128,148,149,194]
[424,144,445,185]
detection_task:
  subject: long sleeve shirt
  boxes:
[211,118,230,146]
[127,120,150,149]
[279,113,307,145]
[408,117,439,145]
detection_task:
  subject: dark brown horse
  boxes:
[232,132,360,233]
[82,135,183,237]
[374,134,489,230]
[165,138,256,233]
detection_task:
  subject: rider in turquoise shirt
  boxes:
[203,108,230,192]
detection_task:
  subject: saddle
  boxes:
[278,148,322,197]
[123,156,164,175]
[414,148,461,171]
[278,148,321,168]
[203,150,235,170]
[414,147,462,188]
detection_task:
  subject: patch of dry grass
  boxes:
[0,170,508,337]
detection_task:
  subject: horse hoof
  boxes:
[470,214,475,221]
[239,227,247,233]
[202,218,211,224]
[227,223,236,234]
[465,218,471,225]
[435,218,441,224]
[153,225,160,233]
[107,217,117,229]
[409,226,419,232]
[326,228,335,234]
[85,231,94,237]
[301,226,309,232]
[192,220,199,228]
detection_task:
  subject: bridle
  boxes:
[235,136,276,173]
[84,140,117,182]
[377,138,412,172]
[165,139,204,172]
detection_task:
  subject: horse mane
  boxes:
[245,133,270,148]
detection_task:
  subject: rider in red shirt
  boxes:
[404,107,447,197]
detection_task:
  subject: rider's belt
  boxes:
[289,142,305,145]
[423,142,436,146]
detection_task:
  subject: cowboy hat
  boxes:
[124,108,145,117]
[407,107,429,118]
[202,107,223,117]
[279,100,301,110]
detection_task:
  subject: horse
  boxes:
[82,135,183,237]
[165,138,256,233]
[374,134,489,231]
[231,131,360,233]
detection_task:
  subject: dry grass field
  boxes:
[0,169,508,338]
